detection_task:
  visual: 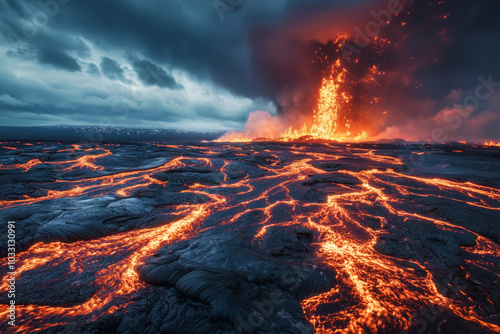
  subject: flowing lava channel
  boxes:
[0,146,224,332]
[1,141,500,333]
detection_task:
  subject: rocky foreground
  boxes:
[0,141,499,334]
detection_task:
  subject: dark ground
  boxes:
[0,140,499,334]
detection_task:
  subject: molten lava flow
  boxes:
[298,168,500,333]
[1,142,499,333]
[0,204,215,332]
[484,141,500,147]
[0,159,43,172]
[0,145,225,332]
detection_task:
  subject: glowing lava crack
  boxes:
[1,141,499,334]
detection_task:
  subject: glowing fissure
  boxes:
[0,142,499,333]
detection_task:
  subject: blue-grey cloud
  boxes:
[37,47,81,72]
[87,63,100,76]
[132,58,182,89]
[100,57,125,81]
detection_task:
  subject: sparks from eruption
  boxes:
[216,58,372,143]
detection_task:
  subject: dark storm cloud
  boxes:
[131,58,182,89]
[35,0,295,99]
[3,0,499,101]
[0,1,91,60]
[100,57,125,81]
[37,47,81,72]
[0,0,294,129]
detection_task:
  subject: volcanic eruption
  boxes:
[220,0,500,145]
[1,1,500,334]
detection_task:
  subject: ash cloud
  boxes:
[218,110,286,141]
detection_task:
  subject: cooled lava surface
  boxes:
[0,141,499,334]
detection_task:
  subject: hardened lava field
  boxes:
[0,141,500,334]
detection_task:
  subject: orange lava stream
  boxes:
[0,147,112,172]
[0,142,499,333]
[0,148,225,332]
[299,168,500,333]
[0,205,213,332]
[0,155,191,210]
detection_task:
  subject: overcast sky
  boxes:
[0,0,289,130]
[0,0,499,140]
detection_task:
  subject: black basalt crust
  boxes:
[1,141,499,334]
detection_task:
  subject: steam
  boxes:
[218,111,286,141]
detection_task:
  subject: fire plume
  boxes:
[282,60,367,142]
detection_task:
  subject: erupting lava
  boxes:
[282,60,368,142]
[218,59,371,143]
[1,141,499,333]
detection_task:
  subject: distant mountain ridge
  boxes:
[0,126,225,142]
